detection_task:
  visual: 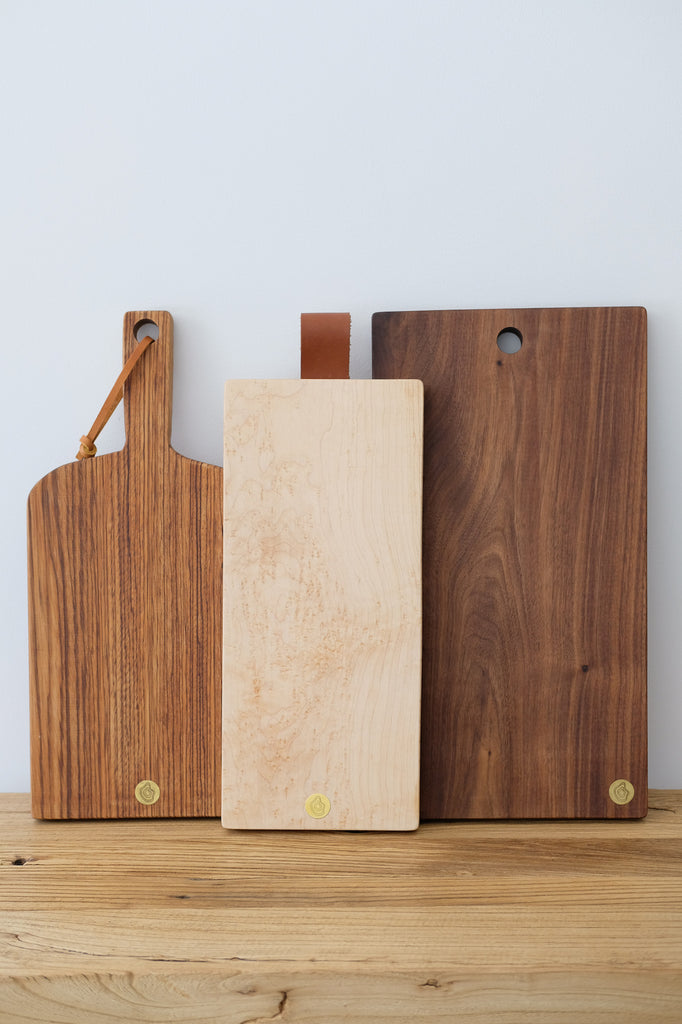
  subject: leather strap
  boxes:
[76,333,155,460]
[300,313,351,379]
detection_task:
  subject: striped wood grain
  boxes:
[27,312,222,819]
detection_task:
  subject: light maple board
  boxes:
[373,307,647,819]
[27,312,222,819]
[222,379,423,830]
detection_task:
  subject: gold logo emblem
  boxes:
[135,780,160,805]
[609,779,635,806]
[305,793,331,819]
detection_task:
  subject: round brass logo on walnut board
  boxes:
[305,793,331,819]
[609,779,635,806]
[135,780,160,806]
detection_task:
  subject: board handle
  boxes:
[122,311,174,452]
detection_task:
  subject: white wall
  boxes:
[2,0,680,792]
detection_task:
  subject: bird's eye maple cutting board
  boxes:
[27,311,222,819]
[222,378,423,830]
[372,307,647,819]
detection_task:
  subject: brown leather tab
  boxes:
[301,313,351,379]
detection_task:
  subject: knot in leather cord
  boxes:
[77,436,97,461]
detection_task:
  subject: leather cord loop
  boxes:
[76,333,155,460]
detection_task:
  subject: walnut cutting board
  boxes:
[27,311,222,819]
[373,307,647,819]
[222,379,423,830]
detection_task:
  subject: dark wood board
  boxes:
[28,311,222,818]
[372,307,647,819]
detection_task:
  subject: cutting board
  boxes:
[222,378,423,829]
[372,307,647,819]
[28,311,222,819]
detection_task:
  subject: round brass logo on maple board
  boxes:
[609,779,635,806]
[135,780,160,806]
[305,793,331,819]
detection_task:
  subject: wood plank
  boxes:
[222,379,423,830]
[27,313,222,819]
[1,792,681,1021]
[1,968,682,1024]
[372,307,647,819]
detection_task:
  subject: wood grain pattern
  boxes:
[222,379,423,830]
[1,791,681,1022]
[27,312,222,819]
[372,307,647,819]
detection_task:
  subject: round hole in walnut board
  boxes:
[496,328,523,354]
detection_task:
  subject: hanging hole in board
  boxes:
[134,318,159,343]
[496,327,523,355]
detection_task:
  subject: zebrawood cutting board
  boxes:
[222,378,423,830]
[28,311,222,819]
[373,307,647,819]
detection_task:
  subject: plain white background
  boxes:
[1,1,680,793]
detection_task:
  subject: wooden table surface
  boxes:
[1,791,681,1023]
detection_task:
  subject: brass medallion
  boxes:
[305,793,331,819]
[608,779,635,806]
[135,780,160,806]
